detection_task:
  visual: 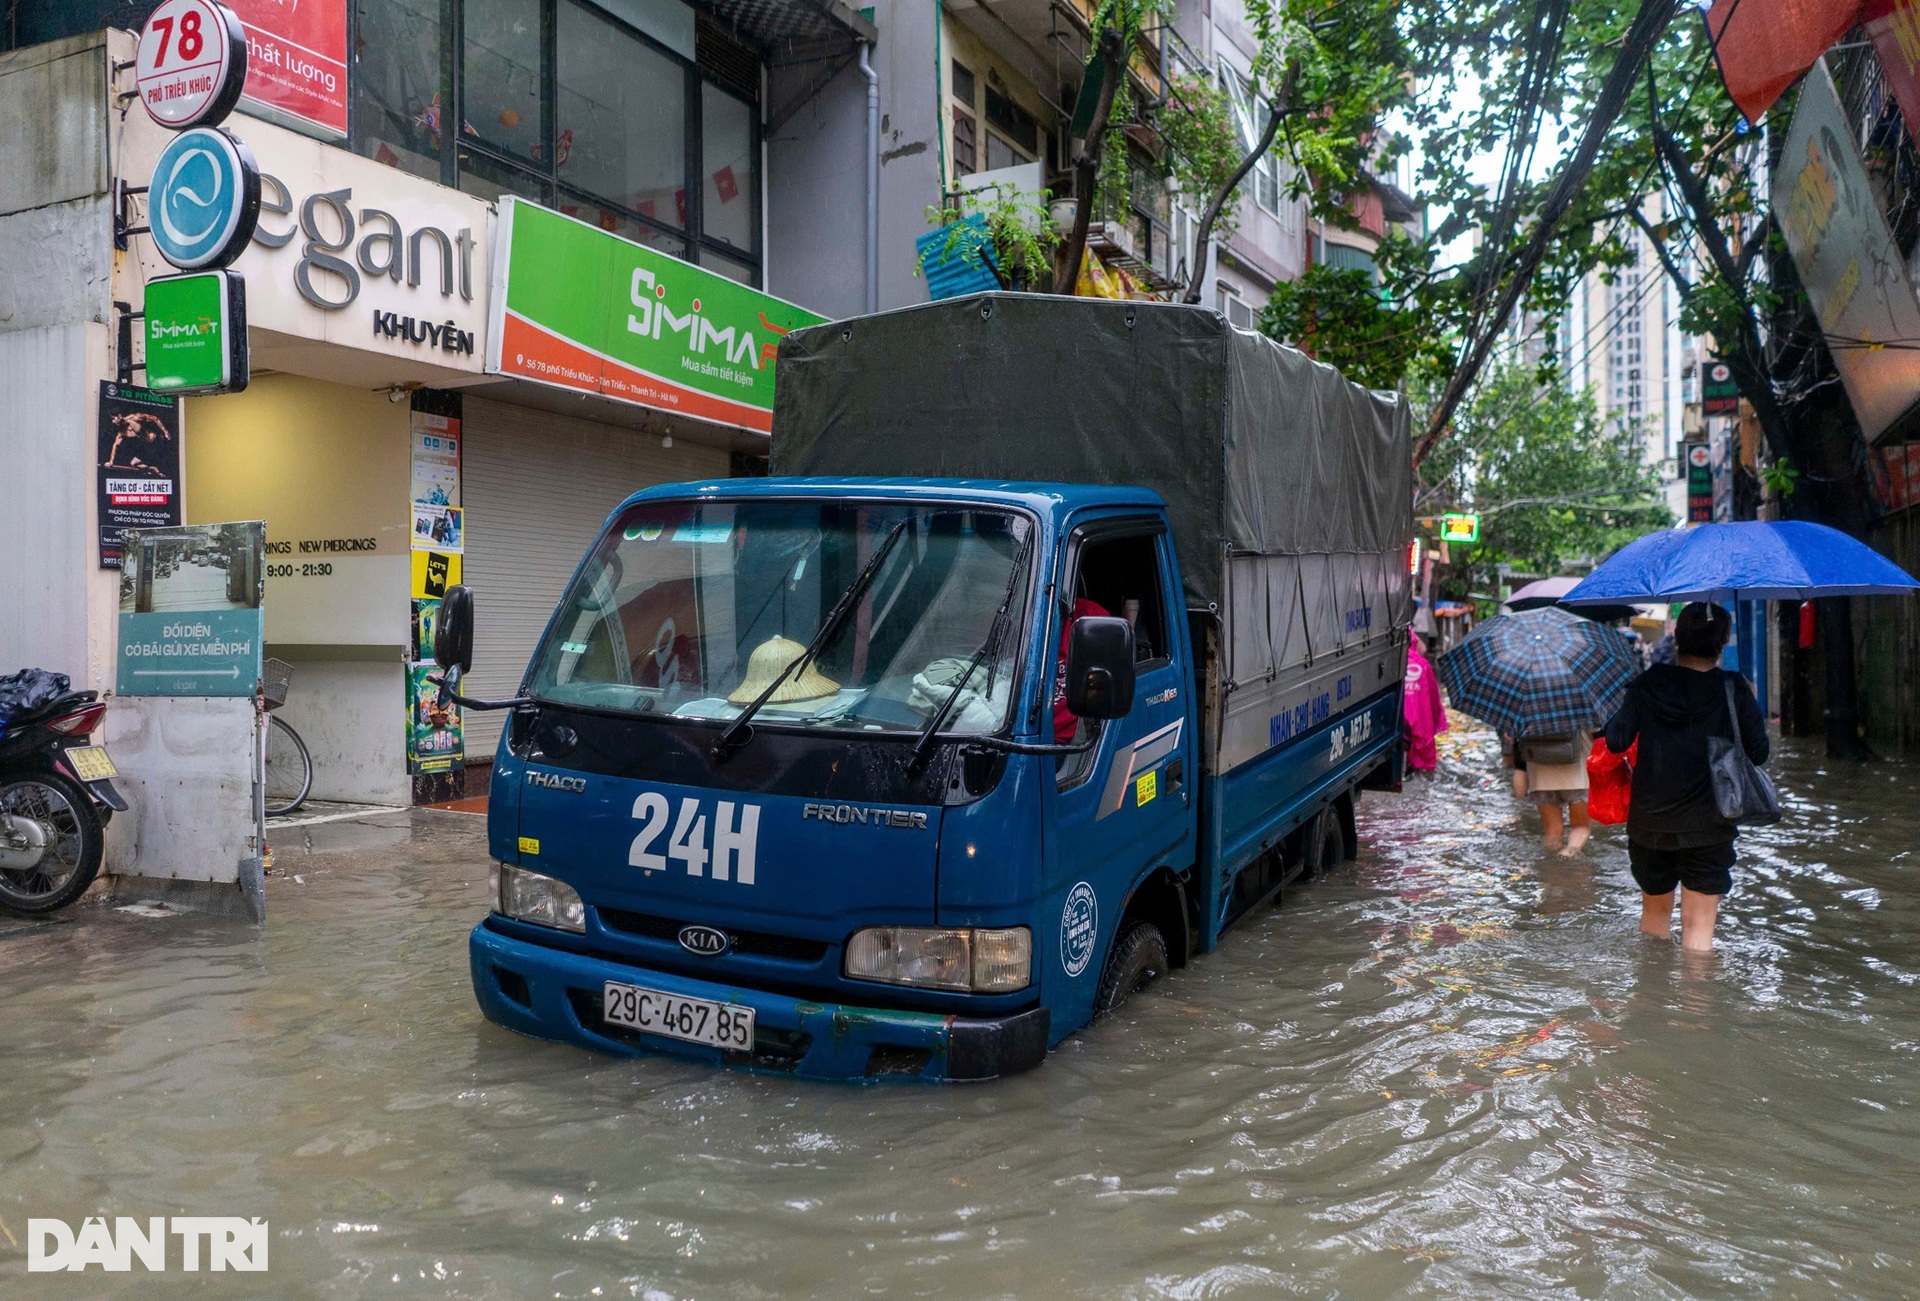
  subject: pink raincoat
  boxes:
[1403,643,1448,772]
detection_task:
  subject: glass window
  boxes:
[952,108,976,177]
[557,0,687,228]
[699,247,758,286]
[702,83,755,252]
[526,502,1034,735]
[459,149,548,203]
[351,0,445,181]
[463,0,546,159]
[984,131,1029,172]
[558,190,685,256]
[951,60,976,110]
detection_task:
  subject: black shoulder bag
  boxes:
[1708,677,1780,826]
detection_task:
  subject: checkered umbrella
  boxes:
[1434,607,1640,739]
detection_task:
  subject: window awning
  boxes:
[699,0,877,50]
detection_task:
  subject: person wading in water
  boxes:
[1602,602,1769,951]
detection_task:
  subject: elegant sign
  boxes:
[176,116,492,375]
[1774,59,1920,441]
[117,521,266,697]
[135,0,249,129]
[148,126,261,269]
[97,383,183,569]
[145,271,249,393]
[229,0,347,139]
[486,198,823,434]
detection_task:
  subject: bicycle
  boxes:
[261,658,313,816]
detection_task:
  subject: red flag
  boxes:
[1707,0,1867,122]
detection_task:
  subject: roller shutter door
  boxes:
[460,396,731,758]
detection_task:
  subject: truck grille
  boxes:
[597,907,830,963]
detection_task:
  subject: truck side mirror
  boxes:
[434,585,475,674]
[1065,616,1135,719]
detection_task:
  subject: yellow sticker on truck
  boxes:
[1135,770,1158,806]
[518,836,540,855]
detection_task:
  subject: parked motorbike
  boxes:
[0,673,127,914]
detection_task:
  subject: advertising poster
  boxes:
[411,503,464,552]
[410,411,461,507]
[117,521,266,697]
[410,548,460,600]
[412,598,442,663]
[486,198,824,434]
[407,662,463,773]
[1773,59,1920,441]
[229,0,347,138]
[97,383,182,569]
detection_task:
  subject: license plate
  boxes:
[602,981,753,1051]
[66,746,117,780]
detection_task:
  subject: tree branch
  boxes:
[1653,122,1793,460]
[1052,28,1128,295]
[1625,206,1691,295]
[1181,57,1300,306]
[1411,0,1681,468]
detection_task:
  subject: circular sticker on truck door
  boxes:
[1061,881,1098,977]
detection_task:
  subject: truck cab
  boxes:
[460,480,1206,1079]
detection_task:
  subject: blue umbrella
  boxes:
[1562,521,1920,604]
[1435,607,1642,740]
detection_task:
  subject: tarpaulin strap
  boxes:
[1297,563,1316,668]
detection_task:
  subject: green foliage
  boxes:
[1761,456,1801,499]
[1157,74,1243,239]
[1420,364,1672,581]
[917,189,1061,291]
[1085,0,1172,219]
[1258,229,1457,391]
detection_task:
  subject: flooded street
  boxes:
[5,719,1920,1298]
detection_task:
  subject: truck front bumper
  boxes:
[470,921,1050,1082]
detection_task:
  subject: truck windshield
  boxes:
[526,501,1035,735]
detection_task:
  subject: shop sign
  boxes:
[1439,513,1479,544]
[135,0,248,129]
[228,0,347,139]
[486,198,824,434]
[148,127,262,270]
[145,271,249,393]
[1701,359,1740,415]
[204,116,490,374]
[116,521,265,698]
[1685,441,1712,524]
[96,383,183,570]
[1773,59,1920,442]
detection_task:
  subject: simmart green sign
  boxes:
[485,198,823,434]
[145,270,248,393]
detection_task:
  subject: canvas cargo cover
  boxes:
[770,293,1412,611]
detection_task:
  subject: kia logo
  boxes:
[677,925,730,956]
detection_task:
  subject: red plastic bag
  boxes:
[1586,736,1637,825]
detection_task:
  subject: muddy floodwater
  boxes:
[4,720,1920,1298]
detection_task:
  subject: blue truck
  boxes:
[435,294,1413,1081]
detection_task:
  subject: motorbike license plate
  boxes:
[66,746,117,780]
[602,981,754,1050]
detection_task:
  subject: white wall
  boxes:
[272,660,411,805]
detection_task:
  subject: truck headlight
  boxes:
[492,862,585,933]
[843,927,1031,993]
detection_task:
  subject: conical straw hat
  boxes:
[728,634,841,704]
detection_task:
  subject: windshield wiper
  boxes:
[711,518,910,761]
[907,533,1032,773]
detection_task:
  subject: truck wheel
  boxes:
[1304,810,1343,881]
[1094,921,1168,1017]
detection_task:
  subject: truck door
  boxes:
[1040,520,1193,994]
